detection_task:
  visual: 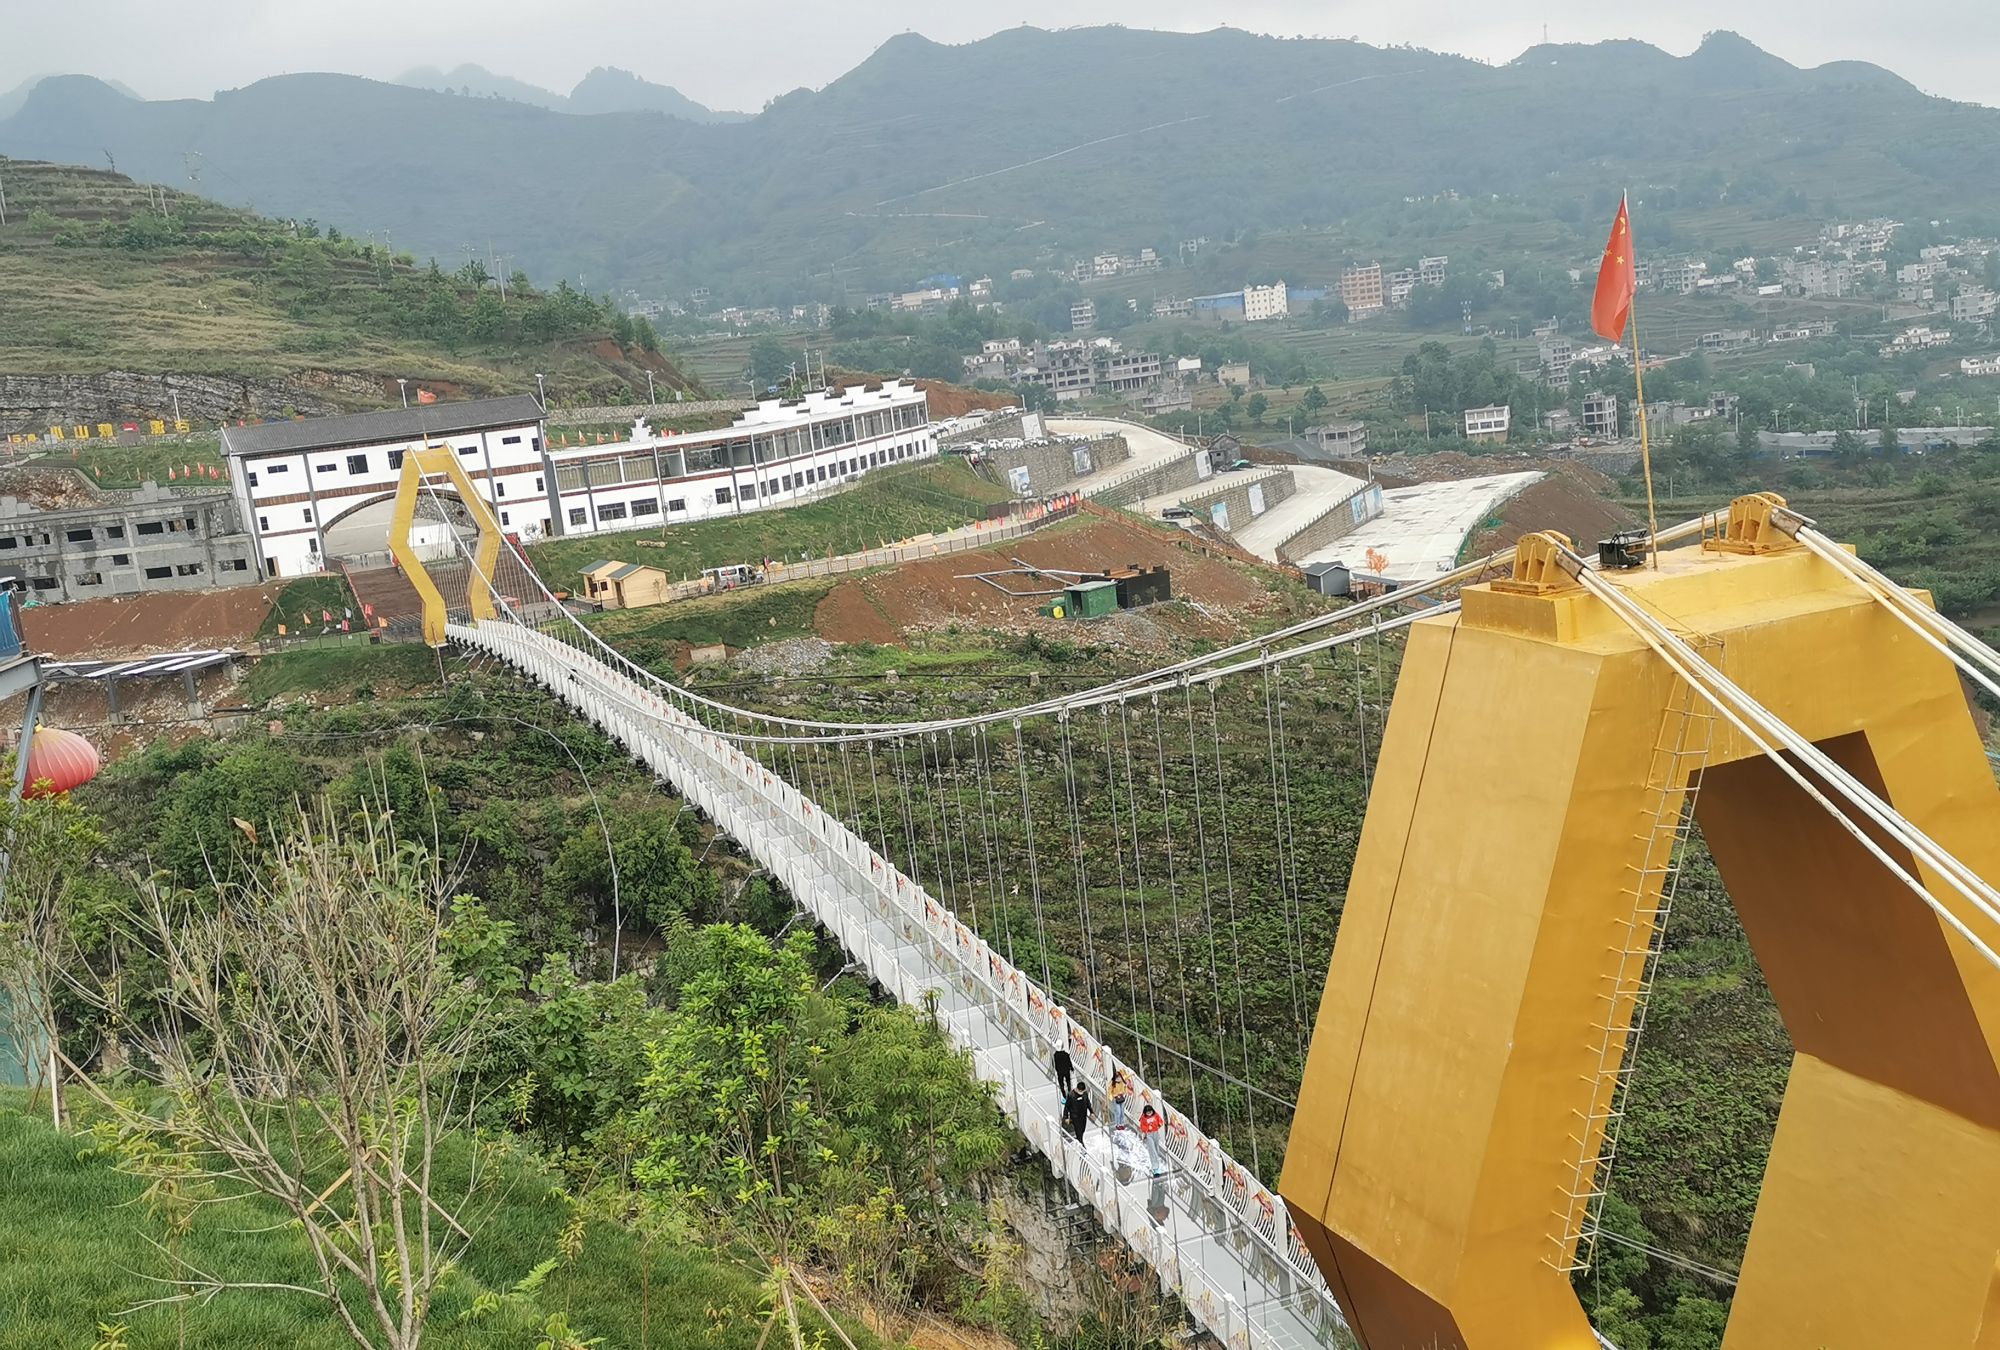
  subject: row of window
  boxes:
[556,442,921,529]
[2,516,200,549]
[245,434,541,488]
[6,556,253,591]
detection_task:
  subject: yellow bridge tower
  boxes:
[1281,495,2000,1348]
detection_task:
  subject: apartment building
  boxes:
[1952,287,1999,323]
[1339,263,1385,313]
[1070,300,1097,331]
[1418,255,1448,287]
[1463,404,1511,442]
[1243,281,1290,323]
[0,484,258,602]
[1582,392,1620,439]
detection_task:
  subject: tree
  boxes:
[1880,423,1900,457]
[749,336,797,390]
[1245,392,1270,425]
[1300,385,1330,417]
[634,925,860,1349]
[1832,429,1862,463]
[0,788,105,1127]
[64,812,502,1350]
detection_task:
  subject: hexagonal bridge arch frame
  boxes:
[388,445,504,646]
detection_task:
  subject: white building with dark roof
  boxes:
[223,384,934,577]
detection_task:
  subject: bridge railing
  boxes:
[453,617,1348,1350]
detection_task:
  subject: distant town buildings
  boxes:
[1339,263,1385,314]
[1419,256,1448,287]
[1881,325,1951,357]
[1243,281,1290,323]
[965,337,1169,404]
[1070,300,1096,332]
[1536,330,1573,390]
[1305,420,1369,456]
[1463,404,1511,442]
[1951,287,1998,323]
[1153,297,1192,320]
[1962,355,2000,377]
[1582,393,1620,440]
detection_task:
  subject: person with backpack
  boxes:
[1138,1102,1164,1175]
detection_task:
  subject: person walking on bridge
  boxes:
[1063,1082,1091,1144]
[1052,1045,1073,1096]
[1139,1103,1164,1175]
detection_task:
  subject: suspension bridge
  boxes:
[395,449,2000,1350]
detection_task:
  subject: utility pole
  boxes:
[397,378,409,409]
[646,370,656,405]
[1,163,11,226]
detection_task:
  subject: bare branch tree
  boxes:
[64,807,505,1350]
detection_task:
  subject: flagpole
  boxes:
[1625,202,1660,568]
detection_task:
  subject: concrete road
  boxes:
[1298,471,1542,582]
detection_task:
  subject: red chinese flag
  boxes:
[1592,195,1637,343]
[416,388,438,404]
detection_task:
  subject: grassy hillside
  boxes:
[0,158,699,410]
[0,1096,871,1350]
[4,30,1996,300]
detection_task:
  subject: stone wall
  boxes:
[982,434,1130,497]
[0,369,389,434]
[1172,467,1297,534]
[1275,480,1386,565]
[543,398,750,427]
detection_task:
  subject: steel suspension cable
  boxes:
[1207,682,1262,1175]
[1057,710,1101,1027]
[1181,680,1232,1128]
[1013,718,1056,995]
[1120,697,1166,1090]
[1150,693,1203,1123]
[1099,702,1145,1083]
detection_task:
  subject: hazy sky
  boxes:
[5,0,1996,111]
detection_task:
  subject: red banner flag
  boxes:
[167,467,176,480]
[416,388,438,404]
[1591,195,1637,343]
[321,608,332,623]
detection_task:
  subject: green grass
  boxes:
[240,644,444,703]
[582,579,839,660]
[35,439,227,490]
[0,1096,881,1350]
[258,576,360,639]
[525,460,1013,584]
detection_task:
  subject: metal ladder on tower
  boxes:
[1549,650,1720,1272]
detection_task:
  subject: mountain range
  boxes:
[393,63,749,122]
[2,27,1995,302]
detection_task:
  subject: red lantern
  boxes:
[22,725,101,798]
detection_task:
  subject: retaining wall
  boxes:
[1171,468,1297,534]
[981,435,1130,497]
[1275,481,1387,565]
